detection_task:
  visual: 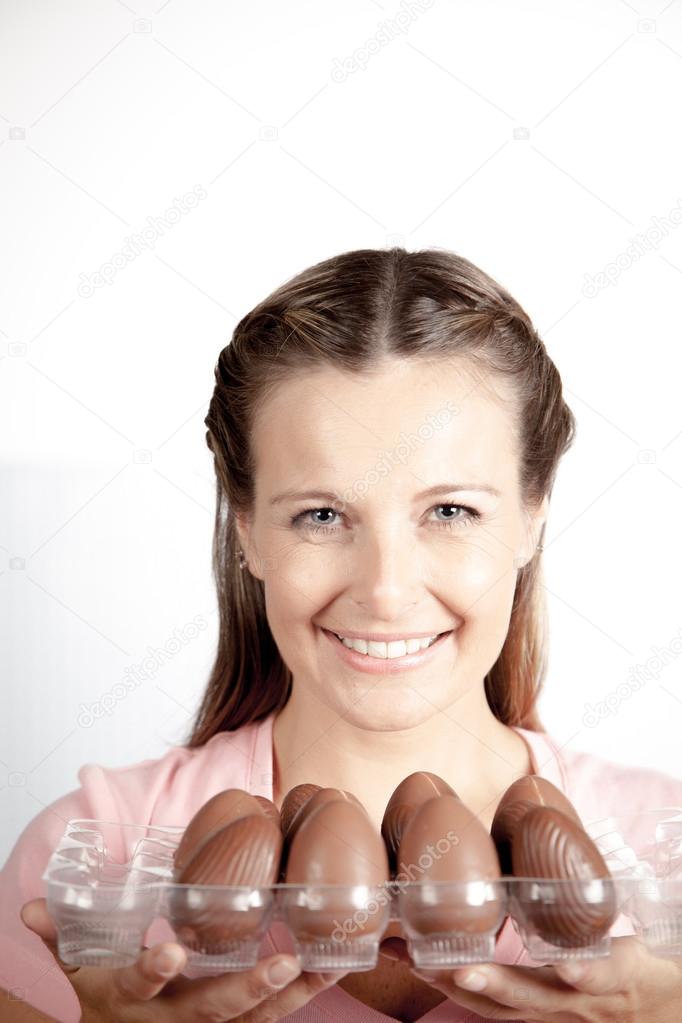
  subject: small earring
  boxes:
[237,549,247,570]
[536,542,544,553]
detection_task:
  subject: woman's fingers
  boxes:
[411,968,529,1019]
[553,935,682,997]
[164,956,345,1022]
[411,962,580,1020]
[410,944,675,1021]
[112,943,187,1002]
[236,968,349,1022]
[20,899,80,976]
[553,953,624,995]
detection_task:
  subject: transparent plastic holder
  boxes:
[508,877,622,962]
[587,807,682,959]
[588,807,682,879]
[42,811,682,975]
[397,879,506,967]
[277,883,392,971]
[627,877,682,957]
[46,862,165,968]
[44,819,182,968]
[165,883,276,974]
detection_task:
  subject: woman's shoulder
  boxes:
[531,728,682,822]
[2,713,274,878]
[77,713,275,828]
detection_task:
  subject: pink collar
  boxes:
[247,712,569,800]
[511,723,570,792]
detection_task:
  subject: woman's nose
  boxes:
[350,527,422,620]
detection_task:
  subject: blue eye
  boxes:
[291,504,481,533]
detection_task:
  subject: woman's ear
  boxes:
[234,514,254,572]
[516,494,549,568]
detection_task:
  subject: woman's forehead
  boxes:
[250,363,521,500]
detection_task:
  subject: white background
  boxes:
[2,0,682,866]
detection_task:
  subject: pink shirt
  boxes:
[2,713,681,1023]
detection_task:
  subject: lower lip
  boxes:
[320,628,454,675]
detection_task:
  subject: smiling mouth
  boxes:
[321,628,453,661]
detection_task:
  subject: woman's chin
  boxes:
[329,695,440,732]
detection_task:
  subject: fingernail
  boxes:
[154,949,183,976]
[319,971,344,984]
[267,959,300,988]
[455,969,488,991]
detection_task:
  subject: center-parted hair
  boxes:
[186,247,576,747]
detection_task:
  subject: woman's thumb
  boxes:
[20,898,80,975]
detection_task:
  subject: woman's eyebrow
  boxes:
[270,482,501,506]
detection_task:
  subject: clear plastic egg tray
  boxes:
[41,808,682,974]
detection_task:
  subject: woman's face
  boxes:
[237,357,547,731]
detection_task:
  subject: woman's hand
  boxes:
[21,898,347,1022]
[381,934,682,1021]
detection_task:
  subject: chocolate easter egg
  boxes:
[491,776,581,876]
[287,788,366,844]
[280,783,321,836]
[174,789,266,873]
[280,781,321,838]
[279,786,365,879]
[177,813,282,888]
[511,806,617,946]
[253,795,281,829]
[285,799,389,939]
[382,772,457,875]
[172,814,282,946]
[397,794,503,935]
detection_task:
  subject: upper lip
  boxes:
[323,628,453,642]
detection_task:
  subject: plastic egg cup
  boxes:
[508,876,622,962]
[397,880,506,967]
[278,883,392,970]
[46,863,163,968]
[165,884,276,973]
[624,877,682,957]
[588,807,682,959]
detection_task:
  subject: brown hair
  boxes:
[186,247,576,747]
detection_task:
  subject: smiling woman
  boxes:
[191,246,575,753]
[5,248,682,1023]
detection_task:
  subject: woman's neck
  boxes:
[271,693,533,834]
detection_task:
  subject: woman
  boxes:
[3,247,682,1022]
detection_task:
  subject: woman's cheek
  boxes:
[454,558,518,655]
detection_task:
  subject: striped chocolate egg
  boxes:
[491,776,581,877]
[177,813,282,888]
[511,805,617,946]
[174,789,266,873]
[172,814,282,946]
[280,783,321,836]
[253,795,281,830]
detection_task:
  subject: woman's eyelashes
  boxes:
[290,503,482,535]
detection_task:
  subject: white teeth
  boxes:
[337,634,440,658]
